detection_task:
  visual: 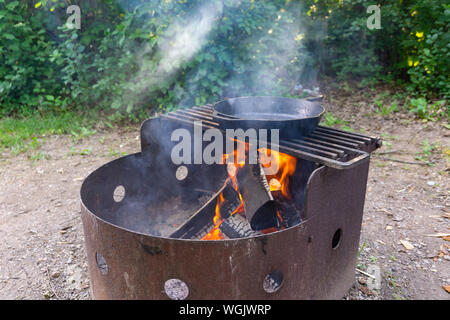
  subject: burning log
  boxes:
[170,149,299,238]
[272,190,301,228]
[235,163,278,231]
[169,179,241,239]
[219,213,261,239]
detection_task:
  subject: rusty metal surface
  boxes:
[80,152,371,299]
[80,107,379,299]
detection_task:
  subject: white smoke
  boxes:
[128,1,224,102]
[223,4,310,97]
[157,1,223,75]
[118,0,312,109]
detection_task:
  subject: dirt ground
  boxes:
[0,88,448,300]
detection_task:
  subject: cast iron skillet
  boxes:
[212,96,325,138]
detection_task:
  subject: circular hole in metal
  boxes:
[95,252,108,275]
[175,166,188,181]
[164,279,189,300]
[113,185,125,202]
[263,270,283,293]
[332,228,342,249]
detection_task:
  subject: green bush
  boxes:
[56,0,307,114]
[0,1,66,115]
[0,0,448,118]
[404,2,450,98]
[408,97,447,121]
[302,0,449,97]
[302,0,384,81]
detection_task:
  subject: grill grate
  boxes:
[159,105,381,169]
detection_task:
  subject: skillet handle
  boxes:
[212,111,240,121]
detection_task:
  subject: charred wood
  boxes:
[219,213,261,239]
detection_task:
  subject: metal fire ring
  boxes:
[80,152,370,299]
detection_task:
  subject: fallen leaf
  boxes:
[358,277,367,285]
[359,285,374,296]
[443,285,450,294]
[443,236,450,242]
[378,209,393,217]
[400,239,414,250]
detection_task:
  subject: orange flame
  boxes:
[202,146,297,240]
[259,149,297,199]
[202,193,225,240]
[202,148,247,240]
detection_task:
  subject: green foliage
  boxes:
[0,0,448,119]
[408,98,448,121]
[321,112,346,127]
[421,139,439,156]
[28,150,50,161]
[0,1,67,114]
[375,99,398,117]
[303,0,384,81]
[303,0,449,97]
[415,139,440,165]
[70,127,97,143]
[403,2,450,98]
[341,125,355,132]
[61,0,306,114]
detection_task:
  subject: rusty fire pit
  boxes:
[80,104,381,300]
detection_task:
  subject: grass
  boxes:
[415,139,440,166]
[28,151,50,161]
[372,90,399,117]
[0,111,97,155]
[341,125,355,132]
[105,146,128,158]
[321,112,348,127]
[70,127,97,143]
[370,92,447,122]
[357,240,367,258]
[408,98,447,122]
[379,133,399,151]
[67,146,93,157]
[375,99,398,116]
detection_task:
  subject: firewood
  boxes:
[219,213,261,239]
[235,164,278,230]
[169,179,240,239]
[272,190,301,228]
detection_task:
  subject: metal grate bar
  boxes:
[303,137,367,156]
[279,140,339,159]
[316,126,371,144]
[288,139,346,157]
[156,105,381,169]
